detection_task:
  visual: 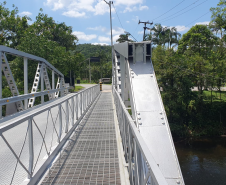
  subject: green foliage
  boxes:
[75,44,112,82]
[116,33,134,43]
[178,25,218,57]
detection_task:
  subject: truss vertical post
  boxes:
[52,70,55,98]
[24,57,28,109]
[28,118,34,179]
[0,52,2,118]
[41,64,44,104]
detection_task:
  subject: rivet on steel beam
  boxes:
[177,180,180,184]
[139,122,142,125]
[137,113,140,115]
[162,123,165,125]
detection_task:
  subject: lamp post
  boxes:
[103,0,114,88]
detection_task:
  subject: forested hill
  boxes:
[76,44,111,58]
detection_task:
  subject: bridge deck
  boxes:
[41,92,121,185]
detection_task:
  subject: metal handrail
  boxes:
[0,87,73,107]
[113,87,168,185]
[0,85,100,185]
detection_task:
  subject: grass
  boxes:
[74,85,85,92]
[202,91,226,102]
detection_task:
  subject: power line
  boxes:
[156,0,200,22]
[185,11,210,26]
[159,0,208,23]
[153,0,186,21]
[112,3,124,30]
[112,3,138,42]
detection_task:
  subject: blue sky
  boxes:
[6,0,219,45]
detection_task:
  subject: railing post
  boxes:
[0,52,2,119]
[72,97,74,126]
[58,104,62,142]
[52,70,55,98]
[28,117,34,179]
[76,94,78,120]
[41,63,44,104]
[80,93,83,115]
[24,57,28,109]
[65,100,69,133]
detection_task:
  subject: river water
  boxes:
[174,138,226,185]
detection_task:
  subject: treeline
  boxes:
[0,1,112,99]
[149,1,226,137]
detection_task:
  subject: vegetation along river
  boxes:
[174,138,226,185]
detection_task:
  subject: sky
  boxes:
[6,0,219,45]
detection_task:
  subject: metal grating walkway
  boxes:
[41,92,121,185]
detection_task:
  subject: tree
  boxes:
[210,0,226,38]
[0,1,30,47]
[178,25,218,58]
[116,33,134,43]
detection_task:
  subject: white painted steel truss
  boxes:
[0,46,66,118]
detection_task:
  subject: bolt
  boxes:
[139,122,142,125]
[137,113,140,115]
[176,180,180,184]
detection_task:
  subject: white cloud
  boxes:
[92,43,109,46]
[195,21,210,26]
[123,5,148,13]
[88,26,107,32]
[114,0,143,6]
[94,1,109,15]
[98,36,111,42]
[113,34,120,43]
[126,21,130,23]
[175,26,189,32]
[138,31,143,34]
[44,0,146,17]
[139,5,148,11]
[19,11,32,16]
[44,0,65,11]
[62,10,85,17]
[123,6,137,13]
[73,31,97,41]
[108,27,125,36]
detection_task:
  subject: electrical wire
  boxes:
[185,11,210,26]
[156,0,200,22]
[159,0,208,23]
[153,0,186,21]
[112,3,138,42]
[112,3,124,30]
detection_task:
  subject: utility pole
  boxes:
[138,20,153,41]
[103,0,114,88]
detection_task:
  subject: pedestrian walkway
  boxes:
[41,92,121,185]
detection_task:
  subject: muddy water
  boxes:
[174,138,226,185]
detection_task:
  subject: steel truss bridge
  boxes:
[0,42,184,185]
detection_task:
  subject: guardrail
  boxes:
[0,84,100,185]
[113,87,168,185]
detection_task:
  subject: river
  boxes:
[174,137,226,185]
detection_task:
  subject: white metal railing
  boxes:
[113,87,168,185]
[0,85,100,185]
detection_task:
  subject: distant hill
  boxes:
[76,44,111,59]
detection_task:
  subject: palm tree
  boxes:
[116,33,134,43]
[167,27,181,49]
